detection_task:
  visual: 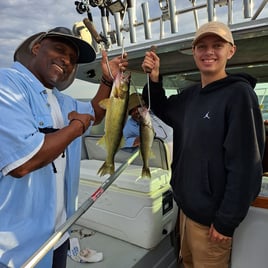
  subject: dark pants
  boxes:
[52,239,69,268]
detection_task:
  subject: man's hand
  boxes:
[209,224,232,243]
[92,50,128,125]
[141,51,160,83]
[101,50,128,82]
[68,111,94,135]
[133,136,140,147]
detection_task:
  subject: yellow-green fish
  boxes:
[138,106,155,178]
[97,72,130,176]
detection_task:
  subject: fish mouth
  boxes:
[120,71,131,82]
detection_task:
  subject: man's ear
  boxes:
[31,43,41,56]
[192,47,195,56]
[227,44,236,60]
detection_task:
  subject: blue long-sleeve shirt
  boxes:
[123,117,140,148]
[123,114,173,146]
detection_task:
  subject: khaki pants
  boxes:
[180,210,232,268]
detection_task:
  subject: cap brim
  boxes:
[45,32,96,64]
[14,32,45,65]
[192,32,233,46]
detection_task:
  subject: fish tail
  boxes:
[141,167,151,179]
[97,162,115,176]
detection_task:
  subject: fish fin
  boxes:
[97,162,115,177]
[141,167,151,179]
[118,137,125,149]
[98,98,110,110]
[150,150,155,159]
[96,136,106,148]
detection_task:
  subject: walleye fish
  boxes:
[138,106,155,178]
[97,72,130,176]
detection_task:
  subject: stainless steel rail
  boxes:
[107,0,268,46]
[21,149,140,268]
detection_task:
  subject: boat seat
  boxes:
[83,135,171,170]
[230,194,268,268]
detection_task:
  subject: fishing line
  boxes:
[147,74,151,111]
[129,78,146,109]
[145,45,157,111]
[119,1,128,73]
[121,36,125,59]
[99,39,113,80]
[105,54,114,80]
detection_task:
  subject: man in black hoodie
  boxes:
[141,21,265,268]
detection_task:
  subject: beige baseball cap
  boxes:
[192,21,234,46]
[128,93,145,114]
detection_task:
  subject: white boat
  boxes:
[23,1,268,267]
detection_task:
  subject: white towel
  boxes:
[68,237,103,263]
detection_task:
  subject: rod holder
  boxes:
[243,0,252,18]
[114,12,122,46]
[168,0,178,33]
[142,2,152,40]
[207,0,215,21]
[128,7,136,43]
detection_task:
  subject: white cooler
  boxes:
[76,159,178,249]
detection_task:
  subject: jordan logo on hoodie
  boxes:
[203,112,210,120]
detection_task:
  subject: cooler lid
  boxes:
[80,159,171,193]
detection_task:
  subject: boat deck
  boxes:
[67,224,180,268]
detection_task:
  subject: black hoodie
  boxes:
[143,73,265,236]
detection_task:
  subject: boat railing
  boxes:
[73,0,268,51]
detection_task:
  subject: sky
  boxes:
[0,0,161,97]
[0,0,267,97]
[0,0,192,68]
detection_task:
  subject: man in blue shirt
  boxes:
[123,93,173,158]
[0,27,128,268]
[123,93,146,148]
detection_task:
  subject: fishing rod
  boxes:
[21,148,139,268]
